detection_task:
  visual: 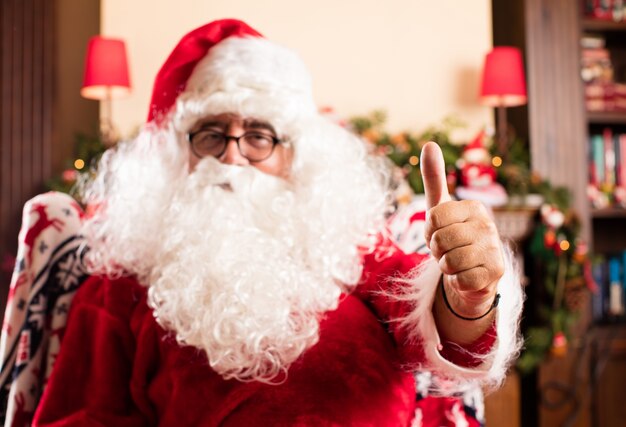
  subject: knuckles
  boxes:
[464,199,489,216]
[426,199,505,286]
[438,249,469,275]
[429,228,448,259]
[426,200,497,234]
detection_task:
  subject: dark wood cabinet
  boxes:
[589,324,626,426]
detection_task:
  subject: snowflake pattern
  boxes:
[0,192,89,427]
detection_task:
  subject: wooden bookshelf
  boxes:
[493,1,626,426]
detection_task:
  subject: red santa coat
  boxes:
[32,239,494,427]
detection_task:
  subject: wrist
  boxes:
[441,276,499,320]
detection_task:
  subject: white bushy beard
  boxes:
[148,158,343,382]
[81,120,390,383]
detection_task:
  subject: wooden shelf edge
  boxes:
[587,111,626,124]
[592,321,626,330]
[592,207,626,218]
[582,18,626,31]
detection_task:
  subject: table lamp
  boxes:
[479,46,527,159]
[81,36,131,145]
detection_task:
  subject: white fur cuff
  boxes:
[403,243,524,395]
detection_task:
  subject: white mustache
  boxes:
[189,157,290,201]
[191,158,246,187]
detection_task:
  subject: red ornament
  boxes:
[62,169,78,184]
[544,229,556,248]
[550,332,568,357]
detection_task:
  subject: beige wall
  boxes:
[102,0,493,140]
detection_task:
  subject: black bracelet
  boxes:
[440,278,500,321]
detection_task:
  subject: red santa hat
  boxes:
[462,129,490,164]
[147,19,317,131]
[463,130,486,153]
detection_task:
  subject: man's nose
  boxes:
[220,139,249,166]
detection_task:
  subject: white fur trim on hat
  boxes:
[174,37,317,135]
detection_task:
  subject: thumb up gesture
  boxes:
[421,142,504,322]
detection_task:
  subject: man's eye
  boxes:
[200,131,225,144]
[245,133,273,147]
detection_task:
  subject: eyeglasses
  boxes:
[188,128,283,162]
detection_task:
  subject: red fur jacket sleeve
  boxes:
[356,234,496,369]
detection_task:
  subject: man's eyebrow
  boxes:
[244,120,276,134]
[196,120,226,130]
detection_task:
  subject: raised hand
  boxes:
[420,141,504,322]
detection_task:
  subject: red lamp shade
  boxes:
[81,36,131,100]
[479,46,527,107]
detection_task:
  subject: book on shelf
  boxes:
[592,251,626,323]
[592,259,607,320]
[583,0,626,22]
[588,129,626,208]
[609,256,625,316]
[581,34,606,49]
[581,46,612,86]
[584,83,626,112]
[579,31,626,112]
[617,134,626,187]
[605,128,616,187]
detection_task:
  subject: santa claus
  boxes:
[26,19,522,426]
[456,130,508,207]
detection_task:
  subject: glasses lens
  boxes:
[191,130,226,157]
[240,133,275,161]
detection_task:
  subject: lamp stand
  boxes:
[496,105,509,161]
[100,86,118,147]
